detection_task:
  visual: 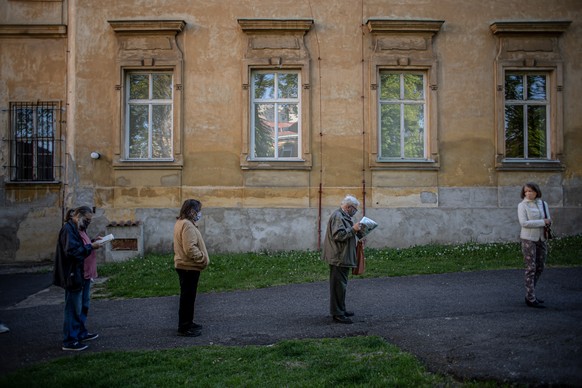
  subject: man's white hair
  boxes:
[341,195,360,208]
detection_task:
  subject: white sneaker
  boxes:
[0,323,9,334]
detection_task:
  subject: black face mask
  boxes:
[80,219,91,231]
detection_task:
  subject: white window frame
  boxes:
[238,18,313,171]
[378,71,428,160]
[250,70,302,161]
[503,71,551,160]
[109,20,185,170]
[491,20,570,171]
[124,71,174,161]
[366,19,443,170]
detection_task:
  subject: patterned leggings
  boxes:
[521,239,547,303]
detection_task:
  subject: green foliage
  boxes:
[0,337,474,387]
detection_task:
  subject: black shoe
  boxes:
[190,323,203,330]
[525,298,545,308]
[333,315,353,324]
[344,311,355,317]
[79,333,99,342]
[62,341,88,351]
[178,328,202,337]
[536,298,544,304]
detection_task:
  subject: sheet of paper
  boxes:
[97,234,115,245]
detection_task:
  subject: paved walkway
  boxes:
[1,268,581,385]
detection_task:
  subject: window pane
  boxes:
[277,104,299,157]
[527,106,547,158]
[152,105,172,158]
[129,74,149,100]
[128,105,149,158]
[505,105,524,158]
[380,104,401,157]
[37,109,55,138]
[527,75,546,101]
[15,141,33,180]
[403,74,424,100]
[380,73,399,100]
[152,74,172,100]
[254,73,275,99]
[254,103,275,157]
[277,73,298,99]
[14,108,33,139]
[505,74,523,100]
[404,104,424,158]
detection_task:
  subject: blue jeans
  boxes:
[79,278,92,339]
[63,288,84,346]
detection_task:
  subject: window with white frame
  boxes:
[504,72,549,159]
[490,21,570,170]
[9,101,60,181]
[251,70,301,160]
[125,72,173,160]
[378,71,426,160]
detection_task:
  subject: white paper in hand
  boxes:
[97,234,115,245]
[358,216,378,237]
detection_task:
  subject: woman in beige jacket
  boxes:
[174,199,210,336]
[517,182,551,308]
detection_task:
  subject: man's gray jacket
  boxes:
[321,208,358,267]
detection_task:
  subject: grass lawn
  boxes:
[1,235,580,387]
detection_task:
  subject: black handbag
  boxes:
[66,263,84,291]
[542,201,555,240]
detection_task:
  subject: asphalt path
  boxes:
[0,268,581,386]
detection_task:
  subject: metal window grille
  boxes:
[7,101,63,182]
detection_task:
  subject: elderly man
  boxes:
[322,195,361,324]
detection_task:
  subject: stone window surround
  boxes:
[238,18,313,171]
[108,20,186,170]
[367,19,444,171]
[491,20,571,171]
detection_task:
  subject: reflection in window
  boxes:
[504,73,548,159]
[126,72,173,160]
[378,72,426,159]
[10,102,58,181]
[251,71,300,159]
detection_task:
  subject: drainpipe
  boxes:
[360,2,367,217]
[309,1,324,250]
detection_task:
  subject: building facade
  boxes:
[1,0,581,264]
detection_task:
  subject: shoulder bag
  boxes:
[542,201,555,240]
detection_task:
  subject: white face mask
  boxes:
[193,211,202,222]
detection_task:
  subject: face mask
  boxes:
[80,218,91,231]
[348,206,358,217]
[193,211,202,222]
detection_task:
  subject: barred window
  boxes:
[9,102,61,182]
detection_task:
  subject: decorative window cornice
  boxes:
[367,19,444,34]
[490,21,571,35]
[108,20,186,34]
[0,24,66,38]
[237,19,313,34]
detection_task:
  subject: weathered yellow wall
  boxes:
[1,0,581,262]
